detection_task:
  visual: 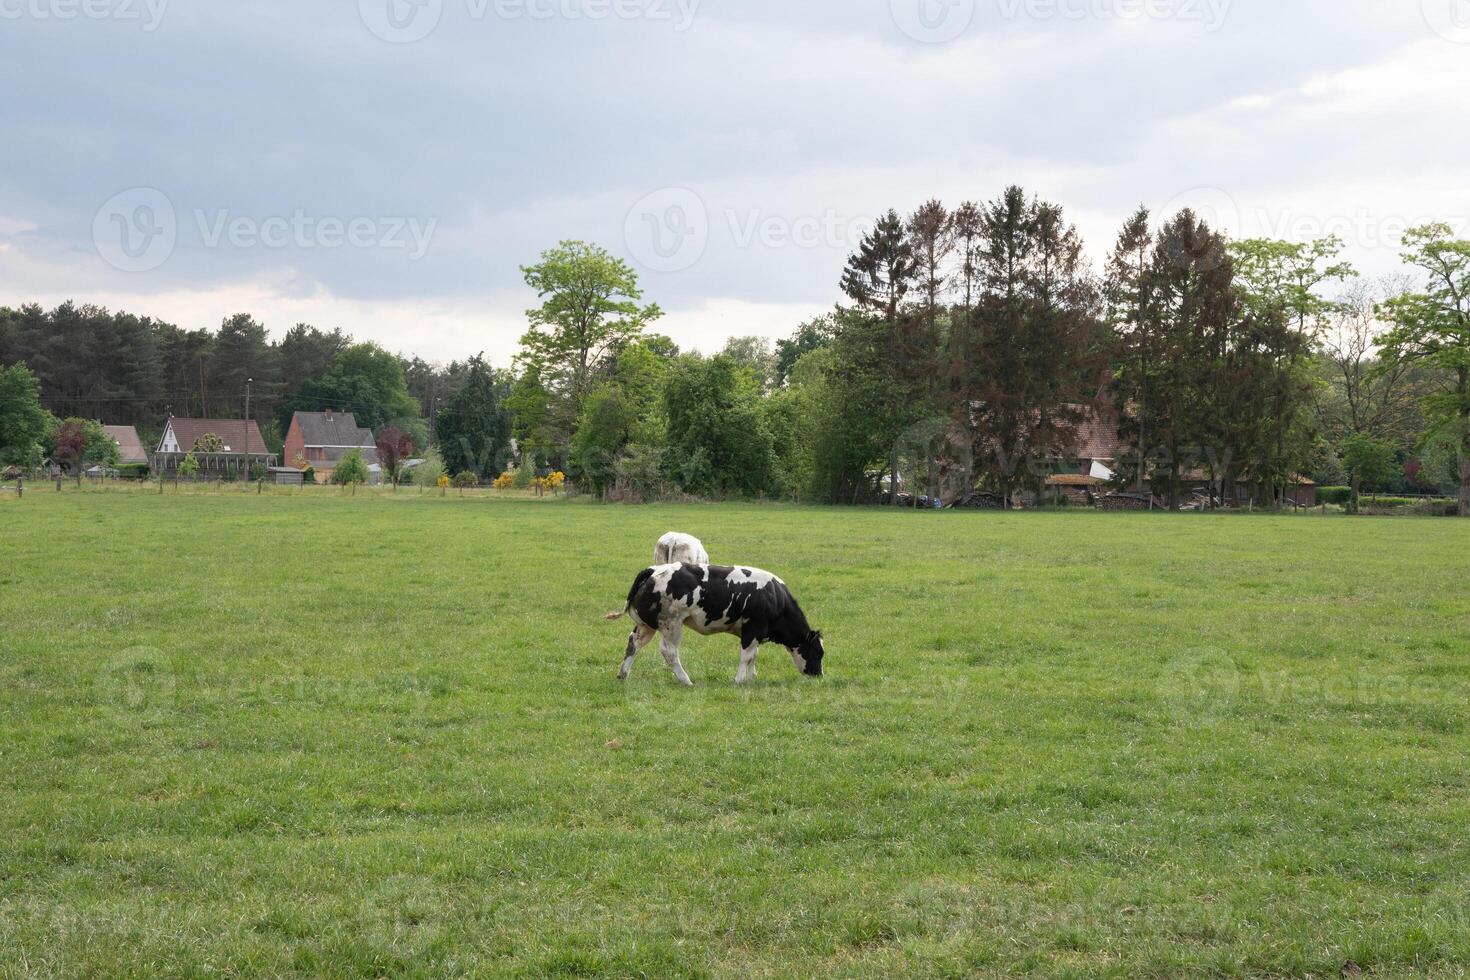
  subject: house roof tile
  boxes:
[292,411,375,449]
[162,418,268,455]
[102,425,149,465]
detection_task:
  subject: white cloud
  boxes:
[2,1,1467,355]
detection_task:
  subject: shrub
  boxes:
[412,451,444,490]
[1359,495,1418,509]
[301,465,316,484]
[512,459,536,490]
[117,463,150,481]
[452,471,479,488]
[1317,486,1350,506]
[249,463,268,482]
[492,471,515,490]
[177,452,200,479]
[613,445,670,502]
[331,449,369,486]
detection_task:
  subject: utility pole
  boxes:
[244,377,253,483]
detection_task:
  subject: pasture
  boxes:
[2,491,1469,977]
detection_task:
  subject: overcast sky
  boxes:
[2,0,1467,363]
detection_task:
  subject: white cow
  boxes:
[655,531,709,566]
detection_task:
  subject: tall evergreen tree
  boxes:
[956,187,1104,505]
[1105,207,1156,492]
[436,355,512,481]
[840,209,924,504]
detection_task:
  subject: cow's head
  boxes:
[792,631,824,677]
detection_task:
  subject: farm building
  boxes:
[282,410,378,484]
[1027,402,1318,508]
[102,425,149,467]
[154,417,276,476]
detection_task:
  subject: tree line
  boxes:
[2,190,1467,514]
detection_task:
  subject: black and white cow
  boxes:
[606,564,825,686]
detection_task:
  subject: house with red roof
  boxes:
[153,417,276,476]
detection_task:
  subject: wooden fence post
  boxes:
[15,476,21,499]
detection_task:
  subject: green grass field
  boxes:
[3,489,1469,978]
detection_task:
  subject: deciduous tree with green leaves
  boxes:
[774,315,835,388]
[279,343,425,445]
[1317,279,1430,511]
[662,354,777,498]
[1380,224,1470,516]
[0,362,51,469]
[1339,434,1398,514]
[568,340,674,496]
[1229,236,1354,505]
[517,241,662,420]
[52,418,120,473]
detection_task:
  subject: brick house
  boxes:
[282,410,377,483]
[1038,401,1318,508]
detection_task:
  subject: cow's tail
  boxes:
[604,567,656,622]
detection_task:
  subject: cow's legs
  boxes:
[735,641,760,684]
[618,625,656,680]
[660,623,693,687]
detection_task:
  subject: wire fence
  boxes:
[0,472,574,501]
